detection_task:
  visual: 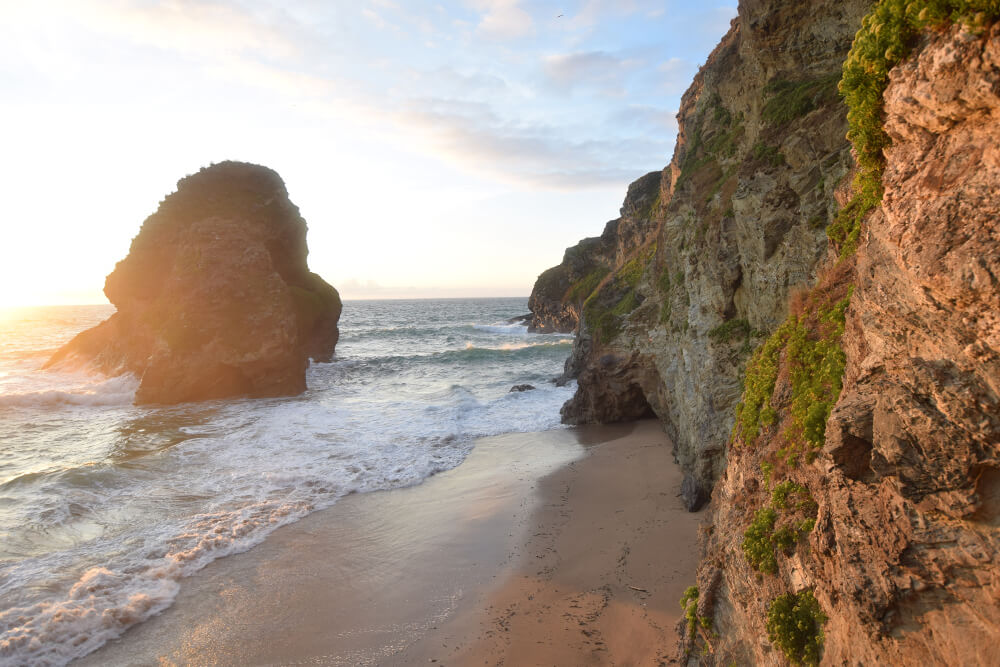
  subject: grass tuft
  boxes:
[762,75,840,127]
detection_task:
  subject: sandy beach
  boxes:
[79,419,700,666]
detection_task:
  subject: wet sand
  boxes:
[80,420,700,666]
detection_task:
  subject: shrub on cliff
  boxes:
[742,481,819,574]
[679,586,700,638]
[834,0,1000,256]
[766,589,827,666]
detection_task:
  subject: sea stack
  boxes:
[46,161,342,404]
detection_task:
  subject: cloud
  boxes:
[6,0,688,191]
[472,0,534,40]
[66,0,303,61]
[395,96,670,189]
[543,50,639,95]
[450,68,510,94]
[362,8,388,30]
[562,0,660,30]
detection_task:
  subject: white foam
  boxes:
[0,499,314,667]
[0,303,578,665]
[471,322,530,335]
[0,378,576,665]
[0,374,137,409]
[463,339,573,352]
[0,567,178,667]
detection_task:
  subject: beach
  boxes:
[79,419,700,666]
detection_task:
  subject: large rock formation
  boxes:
[531,0,1000,663]
[46,161,342,404]
[691,22,1000,666]
[535,0,867,496]
[527,171,660,333]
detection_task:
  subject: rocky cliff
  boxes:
[531,0,868,502]
[527,171,660,333]
[689,18,1000,666]
[530,0,1000,663]
[46,161,342,404]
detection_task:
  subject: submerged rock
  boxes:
[46,161,342,404]
[509,384,535,392]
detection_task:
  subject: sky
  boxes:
[0,0,737,306]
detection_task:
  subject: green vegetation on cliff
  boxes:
[766,589,827,666]
[680,586,700,638]
[783,290,851,461]
[834,0,1000,257]
[742,480,818,574]
[762,75,840,127]
[566,267,609,304]
[743,507,780,573]
[583,247,655,344]
[679,585,712,639]
[734,286,850,464]
[677,94,744,191]
[752,142,785,169]
[585,283,640,344]
[734,320,790,444]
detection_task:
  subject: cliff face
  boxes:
[46,161,342,404]
[532,0,1000,662]
[692,23,1000,665]
[540,0,868,502]
[527,171,660,334]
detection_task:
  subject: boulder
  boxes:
[46,161,341,404]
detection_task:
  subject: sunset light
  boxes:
[1,0,735,306]
[5,1,997,665]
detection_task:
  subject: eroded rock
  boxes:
[693,22,1000,667]
[527,171,661,334]
[46,161,342,404]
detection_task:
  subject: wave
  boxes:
[0,375,137,409]
[0,377,576,665]
[0,302,578,665]
[325,340,572,376]
[0,499,313,667]
[338,325,451,342]
[471,322,530,335]
[466,339,574,351]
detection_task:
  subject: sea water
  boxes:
[0,298,575,666]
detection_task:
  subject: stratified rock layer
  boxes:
[694,24,1000,666]
[531,1,1000,663]
[47,161,342,404]
[546,0,867,496]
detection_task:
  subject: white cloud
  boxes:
[394,96,669,189]
[611,105,679,135]
[472,0,534,40]
[65,0,302,61]
[362,8,387,29]
[543,50,640,96]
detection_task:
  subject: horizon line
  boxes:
[0,295,533,309]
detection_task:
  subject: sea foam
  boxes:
[0,299,576,665]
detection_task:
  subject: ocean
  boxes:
[0,298,575,666]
